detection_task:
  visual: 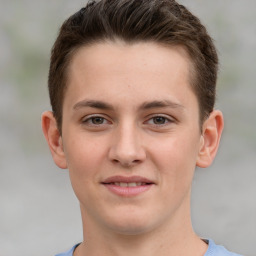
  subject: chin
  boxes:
[111,223,153,236]
[105,210,158,236]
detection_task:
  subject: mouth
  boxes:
[101,176,155,197]
[105,182,150,187]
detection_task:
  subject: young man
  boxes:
[42,0,242,255]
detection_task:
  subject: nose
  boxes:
[108,123,146,167]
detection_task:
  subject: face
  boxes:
[52,41,209,235]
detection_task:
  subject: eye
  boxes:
[90,117,105,125]
[145,115,174,127]
[82,115,110,126]
[151,116,168,125]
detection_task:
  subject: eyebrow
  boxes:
[73,100,114,110]
[73,99,184,111]
[139,100,184,110]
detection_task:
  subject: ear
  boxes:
[41,111,67,169]
[196,110,224,168]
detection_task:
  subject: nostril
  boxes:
[111,158,140,167]
[108,141,146,166]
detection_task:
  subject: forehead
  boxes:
[68,40,192,76]
[64,41,197,111]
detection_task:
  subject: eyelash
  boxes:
[82,115,111,126]
[145,115,174,127]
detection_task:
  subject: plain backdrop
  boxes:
[0,0,255,255]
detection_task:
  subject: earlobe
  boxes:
[41,111,67,169]
[196,110,224,168]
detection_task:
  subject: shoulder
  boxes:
[55,244,80,256]
[204,239,243,256]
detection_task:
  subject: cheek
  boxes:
[63,136,109,204]
[151,133,200,184]
[63,134,108,180]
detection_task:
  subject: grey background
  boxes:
[0,0,255,255]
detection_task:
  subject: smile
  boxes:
[110,182,147,187]
[101,176,155,197]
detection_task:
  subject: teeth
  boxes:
[128,182,137,187]
[113,182,144,187]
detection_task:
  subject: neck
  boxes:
[74,196,208,256]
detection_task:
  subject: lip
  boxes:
[101,175,155,197]
[102,175,154,184]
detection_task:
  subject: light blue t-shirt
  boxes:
[204,239,242,256]
[55,239,242,256]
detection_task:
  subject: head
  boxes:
[42,0,224,238]
[48,0,218,133]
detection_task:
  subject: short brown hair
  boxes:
[48,0,218,132]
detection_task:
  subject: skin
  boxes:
[42,41,224,256]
